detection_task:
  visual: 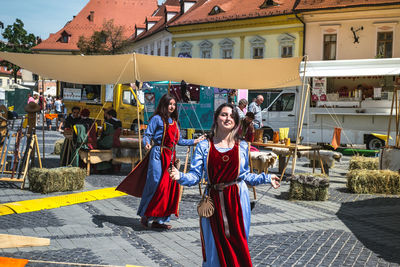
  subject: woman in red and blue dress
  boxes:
[137,93,204,229]
[170,103,280,266]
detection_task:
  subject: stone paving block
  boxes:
[54,238,75,250]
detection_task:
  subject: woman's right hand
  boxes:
[270,174,280,189]
[144,143,152,152]
[169,165,180,180]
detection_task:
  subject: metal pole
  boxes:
[386,88,395,148]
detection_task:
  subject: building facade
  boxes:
[295,0,400,60]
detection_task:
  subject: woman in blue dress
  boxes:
[118,93,205,229]
[169,103,280,266]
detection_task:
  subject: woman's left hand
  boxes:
[194,134,206,144]
[169,165,180,180]
[270,174,280,189]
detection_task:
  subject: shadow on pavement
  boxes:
[335,187,350,193]
[0,181,20,189]
[92,214,143,231]
[336,197,400,264]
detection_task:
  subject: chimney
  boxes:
[88,11,94,22]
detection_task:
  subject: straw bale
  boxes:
[288,173,329,201]
[28,167,86,194]
[348,156,378,170]
[53,138,65,155]
[346,169,400,194]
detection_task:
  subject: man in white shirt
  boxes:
[248,95,264,129]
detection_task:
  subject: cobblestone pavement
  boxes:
[0,126,399,266]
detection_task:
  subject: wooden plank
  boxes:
[0,234,50,248]
[251,142,312,150]
[0,178,24,182]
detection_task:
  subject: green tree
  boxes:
[0,19,37,82]
[77,19,127,55]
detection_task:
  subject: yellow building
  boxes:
[168,0,303,60]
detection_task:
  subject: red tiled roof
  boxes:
[133,0,181,42]
[136,23,146,29]
[0,65,21,76]
[170,0,296,27]
[165,5,181,12]
[295,0,400,11]
[33,0,158,52]
[147,16,163,22]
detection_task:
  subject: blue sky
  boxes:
[0,0,90,40]
[0,0,164,41]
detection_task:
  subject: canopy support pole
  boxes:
[291,56,309,176]
[133,53,143,161]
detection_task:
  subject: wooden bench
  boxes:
[79,149,112,175]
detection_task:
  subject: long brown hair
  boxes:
[209,103,240,143]
[151,93,179,124]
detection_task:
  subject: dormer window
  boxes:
[209,6,224,15]
[58,31,70,43]
[180,1,196,14]
[259,0,278,9]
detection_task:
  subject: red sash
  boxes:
[206,140,252,267]
[145,120,181,217]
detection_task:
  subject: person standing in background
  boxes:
[248,95,264,129]
[236,98,248,119]
[54,97,63,131]
[46,94,53,112]
[27,94,35,104]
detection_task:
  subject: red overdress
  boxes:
[116,121,181,218]
[206,141,252,267]
[144,120,181,217]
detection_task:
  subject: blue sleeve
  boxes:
[177,125,195,146]
[177,140,208,186]
[239,141,271,186]
[143,116,162,146]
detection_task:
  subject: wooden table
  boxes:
[252,142,325,177]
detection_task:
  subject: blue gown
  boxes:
[138,115,194,223]
[178,140,272,266]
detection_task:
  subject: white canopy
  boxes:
[0,52,302,90]
[301,58,400,77]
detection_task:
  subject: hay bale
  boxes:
[28,167,86,194]
[53,138,65,155]
[348,156,378,170]
[288,173,329,201]
[347,169,400,194]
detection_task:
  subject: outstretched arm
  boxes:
[170,140,207,186]
[239,141,280,188]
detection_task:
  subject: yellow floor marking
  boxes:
[0,188,126,215]
[0,205,14,216]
